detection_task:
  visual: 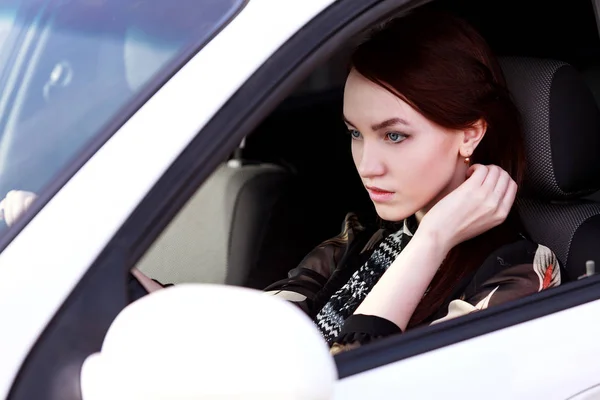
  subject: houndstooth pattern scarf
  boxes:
[315,219,414,343]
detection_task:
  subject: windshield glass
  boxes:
[0,0,244,230]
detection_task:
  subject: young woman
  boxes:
[1,10,560,355]
[263,10,560,354]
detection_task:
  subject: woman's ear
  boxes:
[460,119,487,158]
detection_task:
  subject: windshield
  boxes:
[0,0,244,229]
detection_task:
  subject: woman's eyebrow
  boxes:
[371,117,409,131]
[343,116,409,130]
[343,116,356,127]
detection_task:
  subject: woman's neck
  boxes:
[415,210,425,224]
[416,168,468,224]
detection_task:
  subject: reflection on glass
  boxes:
[0,0,244,232]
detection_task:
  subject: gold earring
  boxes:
[464,157,471,165]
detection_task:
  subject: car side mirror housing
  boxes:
[80,284,337,399]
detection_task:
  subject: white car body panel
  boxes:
[0,0,336,397]
[335,298,600,400]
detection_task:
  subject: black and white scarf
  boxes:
[315,219,414,343]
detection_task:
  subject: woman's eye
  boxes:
[386,132,407,143]
[348,129,362,140]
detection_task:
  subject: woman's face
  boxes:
[343,69,472,222]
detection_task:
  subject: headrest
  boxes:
[500,57,600,200]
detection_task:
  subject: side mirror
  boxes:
[80,284,337,399]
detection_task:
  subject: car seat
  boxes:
[501,57,600,281]
[136,154,291,286]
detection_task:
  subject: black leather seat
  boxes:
[501,57,600,281]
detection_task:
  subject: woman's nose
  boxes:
[356,142,385,178]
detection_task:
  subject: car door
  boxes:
[334,288,600,399]
[0,0,340,399]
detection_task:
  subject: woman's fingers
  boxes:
[465,164,489,185]
[0,198,5,221]
[1,190,38,227]
[24,194,35,209]
[492,169,511,200]
[131,267,165,293]
[500,179,518,215]
[5,191,18,226]
[481,165,501,191]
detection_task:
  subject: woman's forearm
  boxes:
[353,230,449,331]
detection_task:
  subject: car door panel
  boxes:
[335,298,600,399]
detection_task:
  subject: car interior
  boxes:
[136,0,600,302]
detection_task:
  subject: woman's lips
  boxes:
[365,186,395,203]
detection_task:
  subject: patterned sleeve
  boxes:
[330,239,561,355]
[330,314,402,355]
[263,213,368,317]
[430,239,561,325]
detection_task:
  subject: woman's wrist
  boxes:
[412,222,453,259]
[354,225,450,330]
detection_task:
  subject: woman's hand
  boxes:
[419,164,517,250]
[0,190,38,227]
[130,267,165,293]
[354,164,517,331]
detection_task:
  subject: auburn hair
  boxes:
[350,9,526,327]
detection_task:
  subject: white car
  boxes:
[2,0,600,398]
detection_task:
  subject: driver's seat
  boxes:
[501,57,600,281]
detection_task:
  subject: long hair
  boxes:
[350,9,526,327]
